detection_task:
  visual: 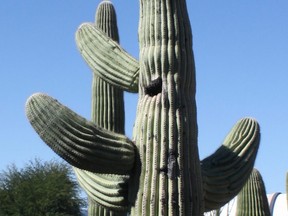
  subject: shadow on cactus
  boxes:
[236,168,270,216]
[25,0,260,215]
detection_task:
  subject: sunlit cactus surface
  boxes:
[26,0,261,215]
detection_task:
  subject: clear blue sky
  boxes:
[0,0,287,196]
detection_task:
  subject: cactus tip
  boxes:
[99,0,112,5]
[25,93,45,109]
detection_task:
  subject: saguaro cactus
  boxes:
[73,1,129,215]
[236,168,270,216]
[25,0,261,215]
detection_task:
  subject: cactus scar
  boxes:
[144,77,162,96]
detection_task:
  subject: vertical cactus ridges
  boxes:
[91,72,125,133]
[236,168,270,216]
[25,0,262,215]
[95,0,119,43]
[130,0,202,215]
[87,198,127,216]
[201,118,260,211]
[91,0,124,134]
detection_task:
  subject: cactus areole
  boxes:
[131,0,202,215]
[25,0,261,215]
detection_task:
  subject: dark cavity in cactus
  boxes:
[25,0,261,215]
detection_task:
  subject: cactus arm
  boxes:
[73,168,129,214]
[76,23,139,93]
[236,168,270,216]
[25,93,135,175]
[201,118,260,211]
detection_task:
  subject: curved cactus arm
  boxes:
[201,118,260,211]
[25,93,135,175]
[76,23,139,93]
[73,167,130,213]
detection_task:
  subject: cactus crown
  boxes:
[95,0,119,43]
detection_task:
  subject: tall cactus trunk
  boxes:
[91,76,124,133]
[236,168,270,216]
[75,1,126,215]
[131,0,203,215]
[91,0,124,134]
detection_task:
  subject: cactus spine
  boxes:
[25,0,261,215]
[236,168,270,216]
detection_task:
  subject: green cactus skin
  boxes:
[74,1,129,215]
[26,0,261,215]
[129,1,202,214]
[87,198,125,216]
[91,1,124,132]
[25,93,135,175]
[236,168,270,216]
[94,0,119,44]
[73,169,129,215]
[91,75,125,133]
[201,118,260,210]
[76,23,139,93]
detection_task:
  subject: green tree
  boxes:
[0,158,85,216]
